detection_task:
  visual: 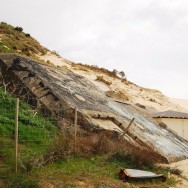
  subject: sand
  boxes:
[170,98,188,112]
[169,159,188,188]
[39,52,71,67]
[39,53,188,114]
[39,52,188,188]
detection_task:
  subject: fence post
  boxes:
[15,98,19,173]
[74,106,77,155]
[121,118,135,138]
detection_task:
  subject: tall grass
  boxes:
[0,88,57,169]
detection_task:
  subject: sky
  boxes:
[0,0,188,99]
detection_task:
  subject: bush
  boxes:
[119,71,126,78]
[43,132,121,164]
[15,27,23,32]
[170,168,182,176]
[1,22,7,25]
[25,33,31,37]
[107,137,168,169]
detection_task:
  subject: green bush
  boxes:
[15,27,23,32]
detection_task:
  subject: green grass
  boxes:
[0,88,57,168]
[31,155,176,187]
[0,87,177,187]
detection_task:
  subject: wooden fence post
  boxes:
[15,98,19,173]
[74,107,77,156]
[121,118,135,138]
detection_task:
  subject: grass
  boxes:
[0,87,177,187]
[71,63,119,79]
[30,155,176,187]
[0,87,57,169]
[0,22,47,57]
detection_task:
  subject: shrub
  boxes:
[0,22,7,25]
[15,27,23,32]
[119,71,126,78]
[43,132,121,163]
[109,146,165,169]
[170,168,182,176]
[13,46,17,50]
[25,33,30,37]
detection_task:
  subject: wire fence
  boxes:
[0,90,77,173]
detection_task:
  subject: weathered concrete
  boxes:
[0,54,188,163]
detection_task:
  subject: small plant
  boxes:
[170,168,182,176]
[46,60,51,64]
[25,33,31,37]
[119,71,126,78]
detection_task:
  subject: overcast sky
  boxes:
[1,0,188,99]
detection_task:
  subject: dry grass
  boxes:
[71,63,120,78]
[106,89,131,101]
[95,76,112,86]
[43,130,167,167]
[0,22,48,58]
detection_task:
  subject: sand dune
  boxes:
[39,53,188,114]
[170,98,188,112]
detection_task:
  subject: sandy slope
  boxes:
[169,159,188,188]
[38,52,72,67]
[170,98,188,112]
[39,53,188,114]
[39,53,188,187]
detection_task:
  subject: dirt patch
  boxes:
[106,88,131,102]
[169,159,188,188]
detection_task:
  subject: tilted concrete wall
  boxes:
[1,54,188,163]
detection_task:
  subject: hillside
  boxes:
[0,22,187,114]
[39,52,188,114]
[1,53,188,163]
[0,22,188,187]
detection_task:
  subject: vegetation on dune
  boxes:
[0,88,57,185]
[0,22,47,56]
[71,62,128,81]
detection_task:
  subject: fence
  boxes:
[0,89,78,174]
